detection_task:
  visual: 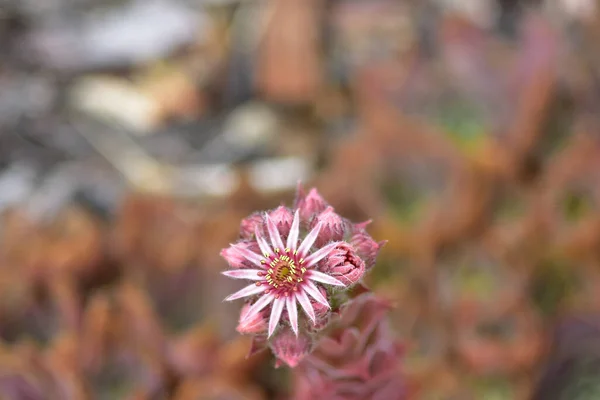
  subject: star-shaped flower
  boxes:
[221,185,384,349]
[222,209,345,337]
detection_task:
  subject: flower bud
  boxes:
[270,329,312,368]
[237,302,268,334]
[247,336,268,358]
[267,206,294,238]
[310,207,350,247]
[239,213,264,239]
[310,285,332,331]
[321,242,366,286]
[295,185,328,221]
[350,230,385,270]
[220,241,260,269]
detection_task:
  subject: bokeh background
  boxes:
[0,0,600,398]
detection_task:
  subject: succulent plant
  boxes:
[293,293,406,400]
[220,184,385,367]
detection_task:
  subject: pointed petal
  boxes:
[286,296,298,336]
[303,242,339,268]
[268,298,285,337]
[222,269,264,280]
[286,210,300,250]
[297,222,322,257]
[230,243,264,267]
[266,214,285,251]
[255,227,273,257]
[304,280,330,309]
[296,290,316,323]
[245,293,275,320]
[308,270,346,287]
[225,283,265,301]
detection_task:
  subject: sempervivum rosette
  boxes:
[293,294,407,400]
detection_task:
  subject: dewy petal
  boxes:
[304,280,330,309]
[225,283,265,301]
[297,222,322,257]
[296,290,316,323]
[286,295,298,336]
[303,242,339,268]
[268,298,285,337]
[255,227,273,257]
[266,214,286,251]
[308,270,346,287]
[222,269,265,280]
[245,293,275,320]
[230,243,264,267]
[286,210,300,250]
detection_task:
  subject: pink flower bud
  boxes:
[350,230,385,270]
[320,242,366,286]
[237,302,268,334]
[270,329,312,368]
[239,213,264,239]
[295,185,329,221]
[247,336,268,358]
[310,286,332,331]
[267,206,294,238]
[220,241,260,269]
[310,207,350,247]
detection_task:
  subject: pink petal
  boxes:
[308,270,345,287]
[303,242,339,268]
[297,222,322,257]
[268,298,285,337]
[244,293,275,320]
[304,280,330,309]
[286,295,298,336]
[296,290,316,323]
[230,243,264,267]
[266,214,286,251]
[225,283,265,301]
[255,227,273,258]
[222,269,264,280]
[286,210,300,250]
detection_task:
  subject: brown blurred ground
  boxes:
[0,0,600,398]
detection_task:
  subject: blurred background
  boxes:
[0,0,600,398]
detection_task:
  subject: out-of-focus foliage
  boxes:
[0,0,599,398]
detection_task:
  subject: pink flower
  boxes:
[320,242,366,286]
[221,186,383,357]
[222,209,346,338]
